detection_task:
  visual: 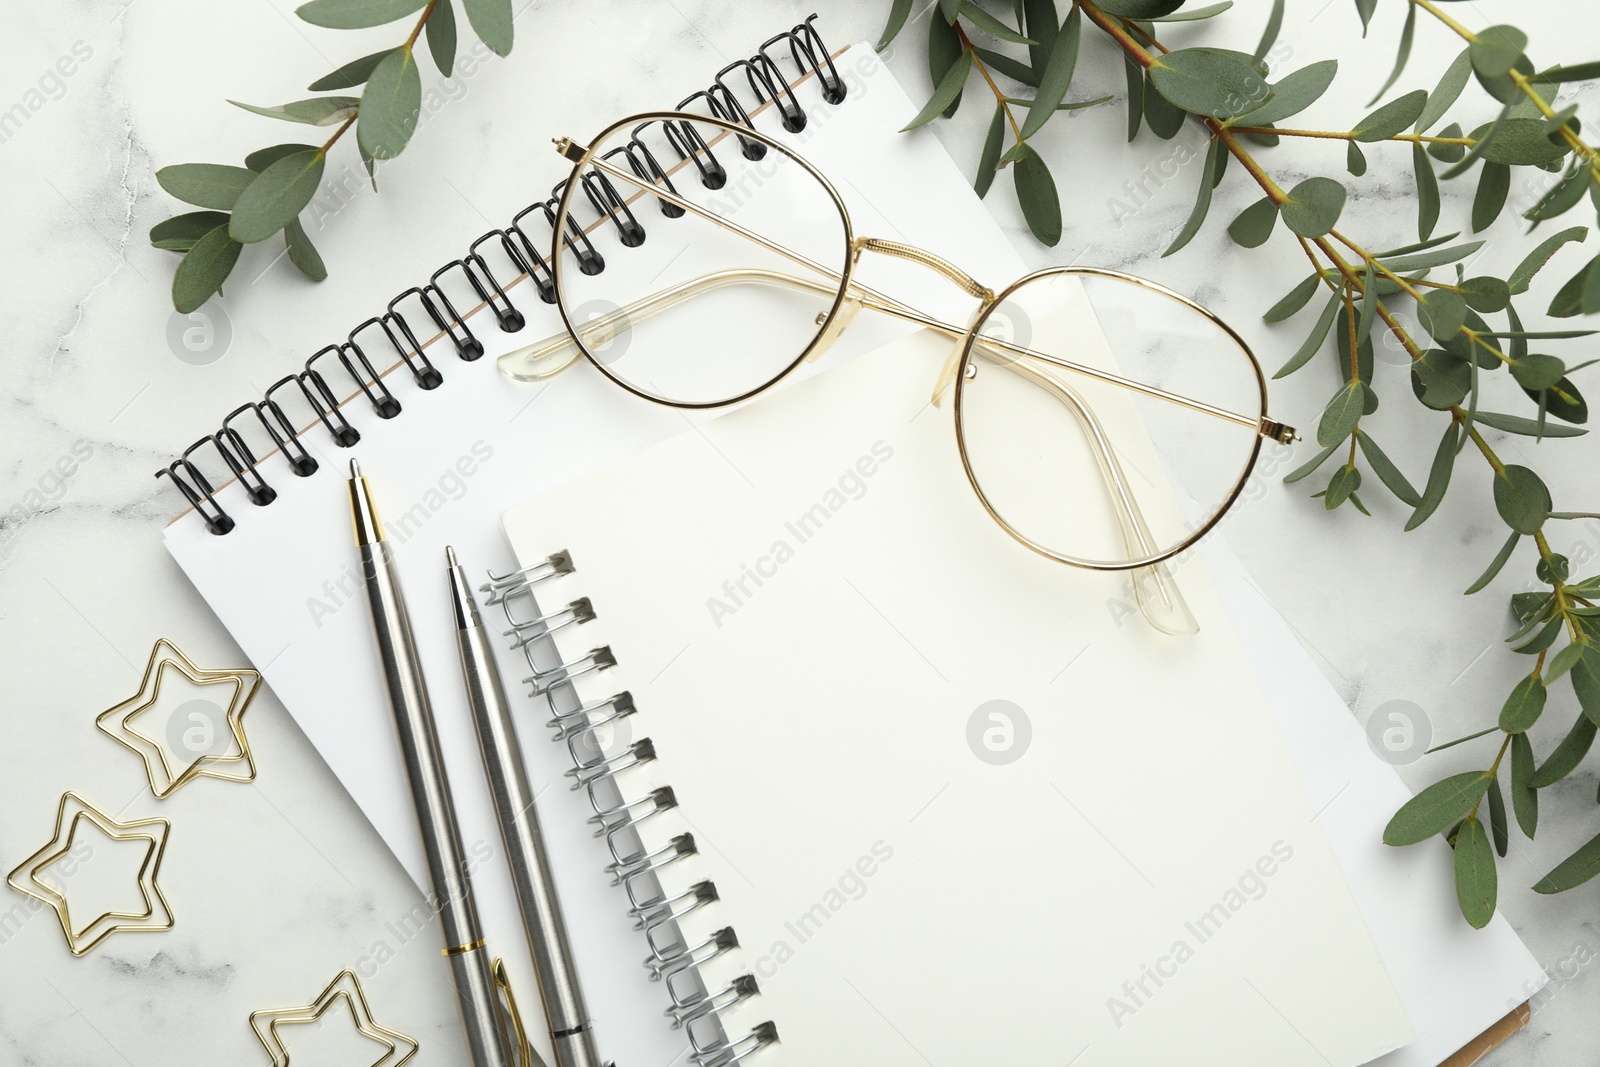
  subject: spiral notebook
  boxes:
[157,18,1541,1067]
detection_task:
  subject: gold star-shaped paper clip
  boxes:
[5,791,174,956]
[96,638,261,798]
[249,969,419,1067]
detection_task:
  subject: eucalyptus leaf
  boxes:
[296,0,426,29]
[246,143,318,172]
[171,225,242,314]
[359,47,423,159]
[1265,274,1322,322]
[1093,0,1185,17]
[1412,349,1470,409]
[1461,276,1511,313]
[229,150,326,244]
[1281,176,1346,238]
[1228,196,1279,248]
[1573,646,1600,726]
[1324,464,1361,509]
[878,0,914,49]
[1526,166,1593,224]
[1233,59,1337,127]
[1500,674,1548,733]
[1470,25,1529,80]
[156,163,257,210]
[150,211,231,251]
[1405,421,1459,531]
[1464,529,1521,594]
[1549,257,1599,317]
[975,105,1006,199]
[1384,771,1492,846]
[284,217,328,281]
[1417,48,1473,132]
[1533,829,1600,894]
[1020,6,1081,140]
[1493,464,1552,534]
[1123,54,1145,141]
[1539,60,1600,84]
[1317,380,1367,446]
[1522,375,1588,424]
[1510,353,1566,391]
[1148,47,1269,120]
[1487,778,1509,857]
[462,0,513,56]
[1472,410,1587,438]
[928,13,966,120]
[1284,441,1339,483]
[1531,713,1597,787]
[1252,0,1284,62]
[1368,2,1415,105]
[1143,71,1188,138]
[230,96,360,127]
[1153,1,1233,18]
[308,49,396,91]
[1013,144,1061,246]
[1472,162,1511,233]
[1354,430,1421,506]
[1510,225,1588,294]
[1382,240,1484,272]
[1510,732,1537,839]
[1419,290,1468,341]
[1164,138,1221,257]
[977,47,1040,87]
[1453,817,1497,928]
[425,0,457,76]
[958,1,1036,45]
[1354,89,1428,142]
[1470,117,1569,167]
[1427,124,1466,163]
[1512,616,1563,655]
[1022,0,1058,78]
[1347,141,1368,176]
[1413,142,1440,240]
[1274,293,1341,377]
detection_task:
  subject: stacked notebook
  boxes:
[160,24,1544,1067]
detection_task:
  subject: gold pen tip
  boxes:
[349,458,362,478]
[446,545,459,567]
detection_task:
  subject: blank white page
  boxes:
[501,323,1413,1066]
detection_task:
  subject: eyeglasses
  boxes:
[500,110,1297,635]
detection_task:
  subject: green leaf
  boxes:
[1228,196,1279,248]
[1417,47,1473,132]
[927,14,966,121]
[1284,441,1339,483]
[150,211,231,251]
[1385,771,1493,846]
[1411,349,1469,409]
[1354,0,1377,34]
[1548,642,1585,684]
[975,105,1006,199]
[308,48,397,91]
[462,0,513,56]
[1148,47,1269,120]
[1573,646,1600,726]
[1013,144,1061,246]
[905,48,974,132]
[1123,53,1144,141]
[1368,3,1416,105]
[1461,276,1511,313]
[1233,59,1337,127]
[1512,616,1563,655]
[1318,380,1367,447]
[1471,162,1510,234]
[1265,274,1321,322]
[1525,165,1592,224]
[958,1,1037,45]
[1534,829,1600,894]
[1413,143,1439,241]
[1143,70,1188,138]
[425,0,457,76]
[1164,137,1221,257]
[1274,293,1340,377]
[1470,117,1569,167]
[1324,465,1361,509]
[976,47,1040,87]
[1405,421,1459,531]
[229,96,360,127]
[1020,6,1080,140]
[1354,430,1421,506]
[1538,60,1600,84]
[1427,123,1466,162]
[1152,1,1233,18]
[1022,0,1059,78]
[1464,529,1521,593]
[1418,290,1468,341]
[1094,0,1184,16]
[1346,141,1368,176]
[1549,257,1600,317]
[1487,777,1509,856]
[171,225,242,314]
[296,0,426,29]
[1510,732,1537,838]
[1500,674,1548,733]
[1532,713,1597,787]
[1522,375,1588,425]
[284,218,328,281]
[1281,177,1345,238]
[246,143,318,172]
[878,0,914,49]
[1354,89,1428,142]
[229,150,325,244]
[359,47,423,159]
[1252,0,1284,62]
[1453,817,1497,928]
[1470,25,1528,80]
[1473,410,1587,438]
[155,163,257,210]
[1493,465,1552,534]
[1381,240,1484,272]
[1509,225,1589,293]
[1510,352,1566,391]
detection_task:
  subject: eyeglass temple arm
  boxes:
[500,266,1193,634]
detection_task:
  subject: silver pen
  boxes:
[447,546,607,1067]
[348,461,515,1067]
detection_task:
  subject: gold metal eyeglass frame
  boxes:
[505,109,1297,629]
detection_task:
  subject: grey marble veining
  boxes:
[2,1,1598,1064]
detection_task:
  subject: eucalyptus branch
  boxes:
[150,0,517,313]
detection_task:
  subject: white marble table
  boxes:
[2,1,1597,1063]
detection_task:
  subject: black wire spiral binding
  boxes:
[154,11,845,673]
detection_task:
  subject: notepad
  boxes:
[497,318,1413,1065]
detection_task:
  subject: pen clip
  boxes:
[492,957,550,1067]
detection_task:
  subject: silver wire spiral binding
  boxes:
[489,555,778,1065]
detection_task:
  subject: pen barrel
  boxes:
[457,615,604,1067]
[359,542,514,1067]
